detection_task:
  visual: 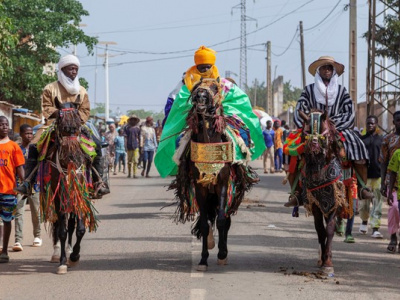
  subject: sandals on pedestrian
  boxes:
[0,253,10,263]
[344,235,355,243]
[32,237,42,247]
[12,242,23,252]
[387,240,397,254]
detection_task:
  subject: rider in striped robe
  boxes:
[285,56,373,206]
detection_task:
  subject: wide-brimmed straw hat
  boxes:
[308,56,345,76]
[128,114,140,123]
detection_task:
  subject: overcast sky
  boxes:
[70,0,373,116]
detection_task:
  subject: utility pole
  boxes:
[266,41,272,115]
[98,41,117,121]
[104,44,110,121]
[94,45,98,105]
[349,0,358,126]
[232,0,257,89]
[299,21,306,87]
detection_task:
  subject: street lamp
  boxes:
[98,41,117,121]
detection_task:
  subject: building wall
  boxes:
[0,103,14,124]
[272,76,284,117]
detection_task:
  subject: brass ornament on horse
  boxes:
[191,141,233,186]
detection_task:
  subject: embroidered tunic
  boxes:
[294,83,368,161]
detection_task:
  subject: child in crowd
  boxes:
[0,116,25,263]
[13,124,42,252]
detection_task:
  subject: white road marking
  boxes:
[190,289,206,300]
[191,237,204,278]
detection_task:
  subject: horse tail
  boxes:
[191,194,218,239]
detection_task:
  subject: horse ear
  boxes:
[75,94,81,104]
[321,110,327,122]
[55,97,62,109]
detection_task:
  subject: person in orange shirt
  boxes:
[0,116,25,263]
[273,120,284,172]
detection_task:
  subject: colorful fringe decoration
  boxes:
[338,171,357,219]
[225,114,252,148]
[283,129,305,157]
[37,125,55,161]
[39,160,98,232]
[80,134,97,159]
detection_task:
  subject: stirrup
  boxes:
[284,194,299,207]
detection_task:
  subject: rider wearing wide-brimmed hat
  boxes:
[15,54,110,197]
[285,56,372,206]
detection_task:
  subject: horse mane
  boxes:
[186,79,226,134]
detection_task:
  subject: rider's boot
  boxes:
[14,144,38,196]
[93,156,110,197]
[284,171,302,207]
[354,162,374,200]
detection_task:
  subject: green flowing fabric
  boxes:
[155,83,265,178]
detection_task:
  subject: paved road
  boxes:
[1,160,399,300]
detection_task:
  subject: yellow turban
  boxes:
[194,46,216,65]
[184,46,220,91]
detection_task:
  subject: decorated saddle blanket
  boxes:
[36,124,97,162]
[301,157,347,217]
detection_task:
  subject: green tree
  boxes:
[371,0,400,62]
[90,103,112,116]
[244,79,267,109]
[126,109,164,122]
[0,3,18,77]
[0,0,97,111]
[283,80,302,110]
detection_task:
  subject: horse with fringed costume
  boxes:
[37,96,97,275]
[291,109,354,275]
[165,79,260,271]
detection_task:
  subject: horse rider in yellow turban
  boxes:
[156,45,266,178]
[162,46,221,126]
[184,46,220,92]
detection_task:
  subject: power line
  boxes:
[304,0,342,32]
[271,27,299,57]
[80,43,265,68]
[93,0,314,57]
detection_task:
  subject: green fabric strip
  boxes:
[154,83,265,178]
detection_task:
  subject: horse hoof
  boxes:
[317,260,323,268]
[197,264,208,272]
[57,265,68,275]
[67,245,73,255]
[217,258,228,265]
[207,226,215,250]
[67,258,79,268]
[321,266,334,277]
[50,255,60,263]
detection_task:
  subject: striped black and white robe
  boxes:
[294,84,369,161]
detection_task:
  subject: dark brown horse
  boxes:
[39,97,96,274]
[299,110,347,275]
[172,79,255,271]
